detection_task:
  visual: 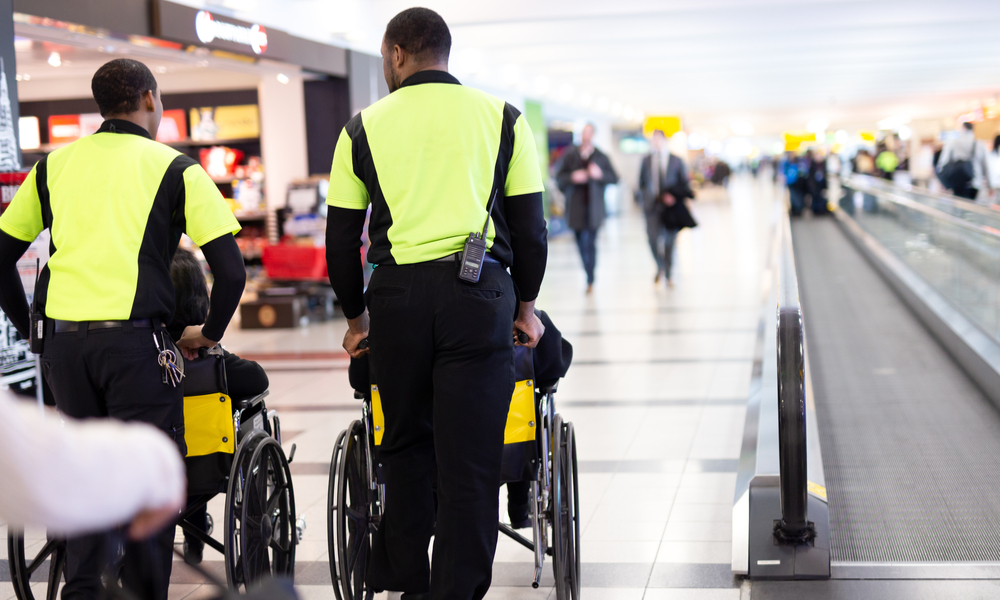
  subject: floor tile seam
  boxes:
[643,406,706,591]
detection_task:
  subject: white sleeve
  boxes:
[0,391,185,536]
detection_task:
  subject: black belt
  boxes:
[433,252,500,264]
[53,319,153,334]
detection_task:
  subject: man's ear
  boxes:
[393,44,406,69]
[144,90,156,112]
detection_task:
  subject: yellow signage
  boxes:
[189,104,260,141]
[783,131,816,152]
[859,131,876,142]
[643,116,682,138]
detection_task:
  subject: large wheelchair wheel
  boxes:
[551,416,581,600]
[224,430,297,591]
[6,534,65,600]
[328,420,379,600]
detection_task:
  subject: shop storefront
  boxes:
[0,0,377,338]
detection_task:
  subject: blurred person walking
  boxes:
[784,152,808,216]
[937,122,990,200]
[986,135,1000,202]
[807,149,829,214]
[556,123,618,293]
[639,129,690,285]
[875,143,899,181]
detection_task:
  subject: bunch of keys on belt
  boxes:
[153,332,185,387]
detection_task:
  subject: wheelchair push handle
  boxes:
[358,338,370,350]
[515,331,530,345]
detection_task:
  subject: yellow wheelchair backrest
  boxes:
[182,349,237,458]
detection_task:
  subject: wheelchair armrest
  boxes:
[235,390,270,411]
[537,381,559,395]
[354,390,365,400]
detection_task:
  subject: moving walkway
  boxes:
[734,178,1000,583]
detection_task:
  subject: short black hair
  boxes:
[169,248,210,331]
[384,7,451,63]
[91,58,157,117]
[994,134,1000,153]
[962,121,974,131]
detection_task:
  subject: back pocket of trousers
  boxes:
[462,288,504,300]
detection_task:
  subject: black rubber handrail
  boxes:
[774,217,815,545]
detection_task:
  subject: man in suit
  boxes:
[639,130,689,286]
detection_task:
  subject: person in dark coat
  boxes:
[806,149,828,214]
[638,130,692,285]
[555,123,619,293]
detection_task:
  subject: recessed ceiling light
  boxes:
[47,51,61,67]
[276,73,289,84]
[155,66,167,74]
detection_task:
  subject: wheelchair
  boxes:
[327,345,580,600]
[6,347,297,599]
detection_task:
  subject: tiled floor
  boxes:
[0,175,777,599]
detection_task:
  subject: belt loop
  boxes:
[122,320,134,334]
[76,321,89,339]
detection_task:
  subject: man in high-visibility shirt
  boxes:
[325,8,548,600]
[0,58,246,600]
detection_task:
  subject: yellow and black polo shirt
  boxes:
[326,70,544,267]
[0,119,240,323]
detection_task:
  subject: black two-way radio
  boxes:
[458,189,499,284]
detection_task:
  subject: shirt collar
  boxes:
[97,119,153,140]
[399,70,461,89]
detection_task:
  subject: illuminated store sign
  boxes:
[194,10,268,55]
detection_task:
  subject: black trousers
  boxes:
[40,323,185,600]
[364,261,516,600]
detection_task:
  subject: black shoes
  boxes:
[183,538,204,565]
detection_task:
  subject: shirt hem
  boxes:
[190,223,241,247]
[505,184,545,196]
[0,220,38,243]
[326,197,370,210]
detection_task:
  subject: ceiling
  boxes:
[12,29,278,102]
[19,0,1000,135]
[178,0,1000,135]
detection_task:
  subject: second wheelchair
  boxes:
[328,337,579,600]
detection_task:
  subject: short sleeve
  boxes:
[326,128,370,209]
[182,165,241,246]
[505,114,545,197]
[0,164,44,242]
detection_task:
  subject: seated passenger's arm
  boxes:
[0,391,185,536]
[199,233,246,343]
[0,231,31,338]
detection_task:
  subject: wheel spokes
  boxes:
[25,538,60,576]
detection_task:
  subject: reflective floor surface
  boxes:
[1,174,780,599]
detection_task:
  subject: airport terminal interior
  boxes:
[4,1,1000,599]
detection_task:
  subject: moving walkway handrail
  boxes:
[843,180,1000,241]
[774,216,815,544]
[848,173,1000,220]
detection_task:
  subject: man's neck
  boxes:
[104,114,151,134]
[401,63,449,82]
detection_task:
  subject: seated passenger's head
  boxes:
[170,248,210,331]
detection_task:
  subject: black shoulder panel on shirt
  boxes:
[347,115,395,266]
[130,154,194,322]
[485,102,519,268]
[33,156,54,310]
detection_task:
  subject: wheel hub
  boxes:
[261,516,274,541]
